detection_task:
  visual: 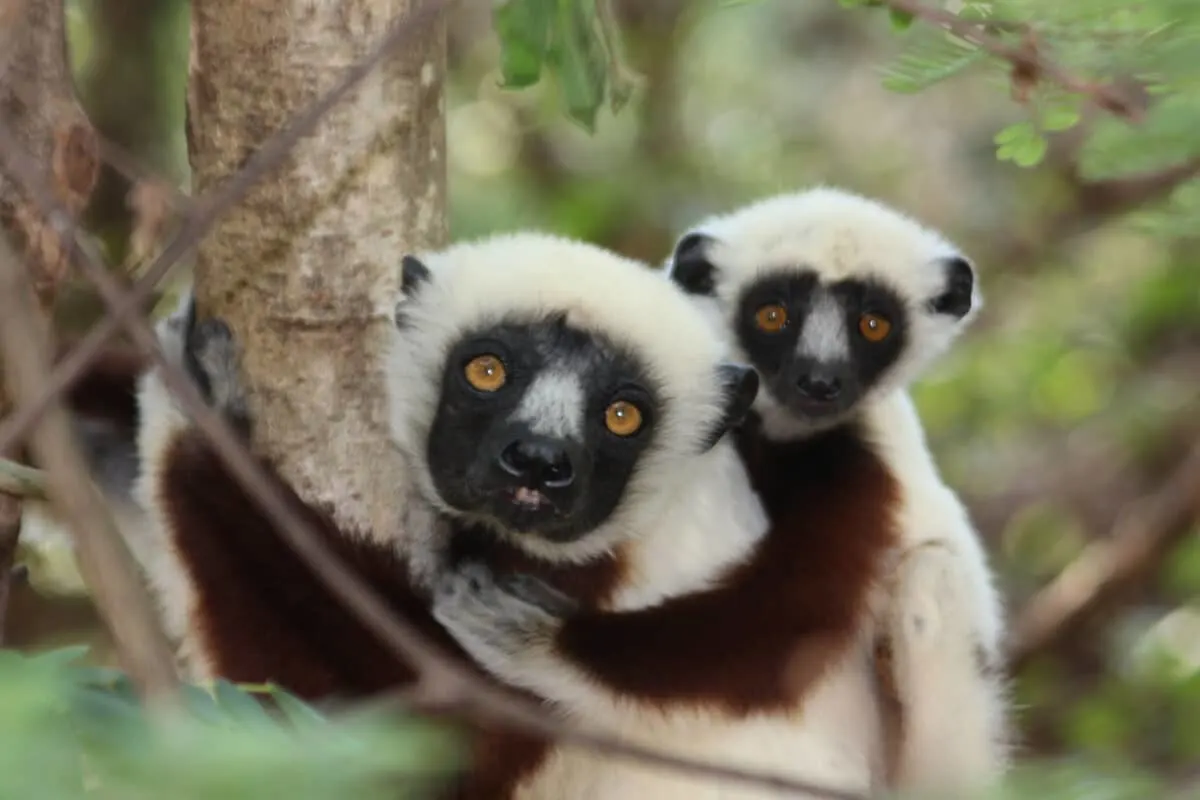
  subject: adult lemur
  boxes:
[662,186,1012,793]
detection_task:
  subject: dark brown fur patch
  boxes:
[60,341,148,433]
[159,431,557,799]
[553,414,901,715]
[11,340,148,463]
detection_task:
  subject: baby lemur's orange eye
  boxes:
[463,354,507,392]
[754,304,788,333]
[858,313,891,342]
[604,400,643,437]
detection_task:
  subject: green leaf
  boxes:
[880,28,986,94]
[212,679,275,725]
[1042,106,1082,132]
[1013,133,1049,167]
[995,122,1034,146]
[493,0,555,89]
[549,0,608,132]
[889,7,915,31]
[27,645,91,671]
[267,686,330,730]
[179,682,226,724]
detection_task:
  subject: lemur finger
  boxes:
[499,572,578,618]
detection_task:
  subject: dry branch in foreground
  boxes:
[0,233,178,704]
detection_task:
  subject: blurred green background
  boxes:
[13,0,1200,794]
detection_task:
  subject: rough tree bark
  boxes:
[0,0,98,303]
[188,0,447,540]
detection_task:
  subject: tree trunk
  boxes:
[187,0,447,540]
[0,0,99,307]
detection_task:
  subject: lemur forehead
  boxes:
[464,315,653,383]
[694,188,962,300]
[404,232,735,397]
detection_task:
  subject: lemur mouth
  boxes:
[509,486,551,510]
[791,396,844,418]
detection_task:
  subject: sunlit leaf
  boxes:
[493,0,554,89]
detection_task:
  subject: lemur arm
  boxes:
[432,560,849,721]
[882,513,1011,793]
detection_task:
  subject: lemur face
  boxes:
[667,188,979,427]
[385,235,759,557]
[426,316,662,543]
[730,268,913,420]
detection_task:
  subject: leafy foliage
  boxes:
[493,0,636,131]
[867,0,1200,221]
[0,647,461,800]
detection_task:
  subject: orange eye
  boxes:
[754,304,788,333]
[463,354,507,392]
[858,313,891,342]
[604,400,643,437]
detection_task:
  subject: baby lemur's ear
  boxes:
[927,255,976,319]
[668,233,720,297]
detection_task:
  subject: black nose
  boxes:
[796,371,841,402]
[497,437,575,489]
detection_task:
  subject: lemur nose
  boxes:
[498,437,575,489]
[796,373,842,402]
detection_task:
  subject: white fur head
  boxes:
[664,187,980,437]
[384,232,758,563]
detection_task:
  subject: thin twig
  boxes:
[1007,442,1200,670]
[0,456,48,499]
[0,232,179,703]
[0,0,451,457]
[878,0,1146,121]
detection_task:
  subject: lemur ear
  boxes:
[395,255,432,329]
[927,255,976,319]
[668,233,719,297]
[401,255,432,296]
[698,363,760,452]
[178,293,211,400]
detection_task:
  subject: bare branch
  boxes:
[988,156,1200,273]
[1067,157,1200,219]
[1007,441,1200,670]
[878,0,1147,121]
[0,233,178,703]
